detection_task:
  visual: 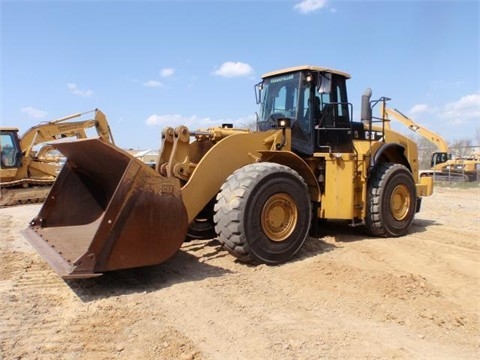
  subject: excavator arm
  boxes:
[20,109,115,158]
[378,106,480,180]
[1,109,115,207]
[381,106,449,153]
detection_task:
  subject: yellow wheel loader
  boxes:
[22,65,433,279]
[0,109,114,206]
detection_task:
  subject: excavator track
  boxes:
[0,179,54,207]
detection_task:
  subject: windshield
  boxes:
[258,72,302,124]
[257,71,317,154]
[0,132,21,168]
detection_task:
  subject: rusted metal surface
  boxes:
[22,139,188,279]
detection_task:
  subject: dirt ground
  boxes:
[1,185,479,359]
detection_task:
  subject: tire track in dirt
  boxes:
[161,238,477,359]
[0,205,200,360]
[1,188,479,359]
[1,265,68,358]
[1,258,203,360]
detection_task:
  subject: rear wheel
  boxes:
[366,162,416,237]
[186,199,216,241]
[214,163,311,264]
[186,218,216,241]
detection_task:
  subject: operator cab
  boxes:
[0,128,22,168]
[431,151,451,168]
[256,65,364,155]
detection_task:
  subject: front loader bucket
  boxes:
[21,138,188,279]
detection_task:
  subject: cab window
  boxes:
[0,133,20,168]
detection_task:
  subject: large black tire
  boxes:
[185,199,216,241]
[366,162,417,237]
[186,218,216,241]
[214,163,311,264]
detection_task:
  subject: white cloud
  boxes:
[67,83,93,97]
[143,80,162,87]
[21,106,47,119]
[440,92,480,121]
[145,113,256,130]
[146,114,183,126]
[146,114,217,129]
[294,0,328,14]
[409,104,431,115]
[212,62,254,78]
[406,93,480,129]
[160,68,174,78]
[408,93,480,121]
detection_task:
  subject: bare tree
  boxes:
[450,138,473,158]
[409,134,437,170]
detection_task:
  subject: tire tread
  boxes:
[214,163,310,263]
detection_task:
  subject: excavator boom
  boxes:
[382,106,449,153]
[381,106,479,181]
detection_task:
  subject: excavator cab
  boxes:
[0,128,22,169]
[431,151,451,168]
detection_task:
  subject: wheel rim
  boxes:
[261,193,298,242]
[390,184,411,221]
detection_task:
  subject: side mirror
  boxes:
[317,73,332,94]
[361,88,372,122]
[254,82,263,104]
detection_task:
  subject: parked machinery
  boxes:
[382,107,479,181]
[0,109,114,206]
[23,65,433,278]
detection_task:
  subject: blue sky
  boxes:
[1,0,479,149]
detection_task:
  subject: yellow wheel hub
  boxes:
[261,193,298,242]
[390,184,411,221]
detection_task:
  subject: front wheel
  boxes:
[214,163,312,264]
[366,162,417,237]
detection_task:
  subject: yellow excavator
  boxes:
[0,109,114,206]
[22,65,433,279]
[381,107,479,181]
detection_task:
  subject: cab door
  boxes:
[315,74,354,153]
[291,73,316,155]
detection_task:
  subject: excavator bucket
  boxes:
[22,138,188,279]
